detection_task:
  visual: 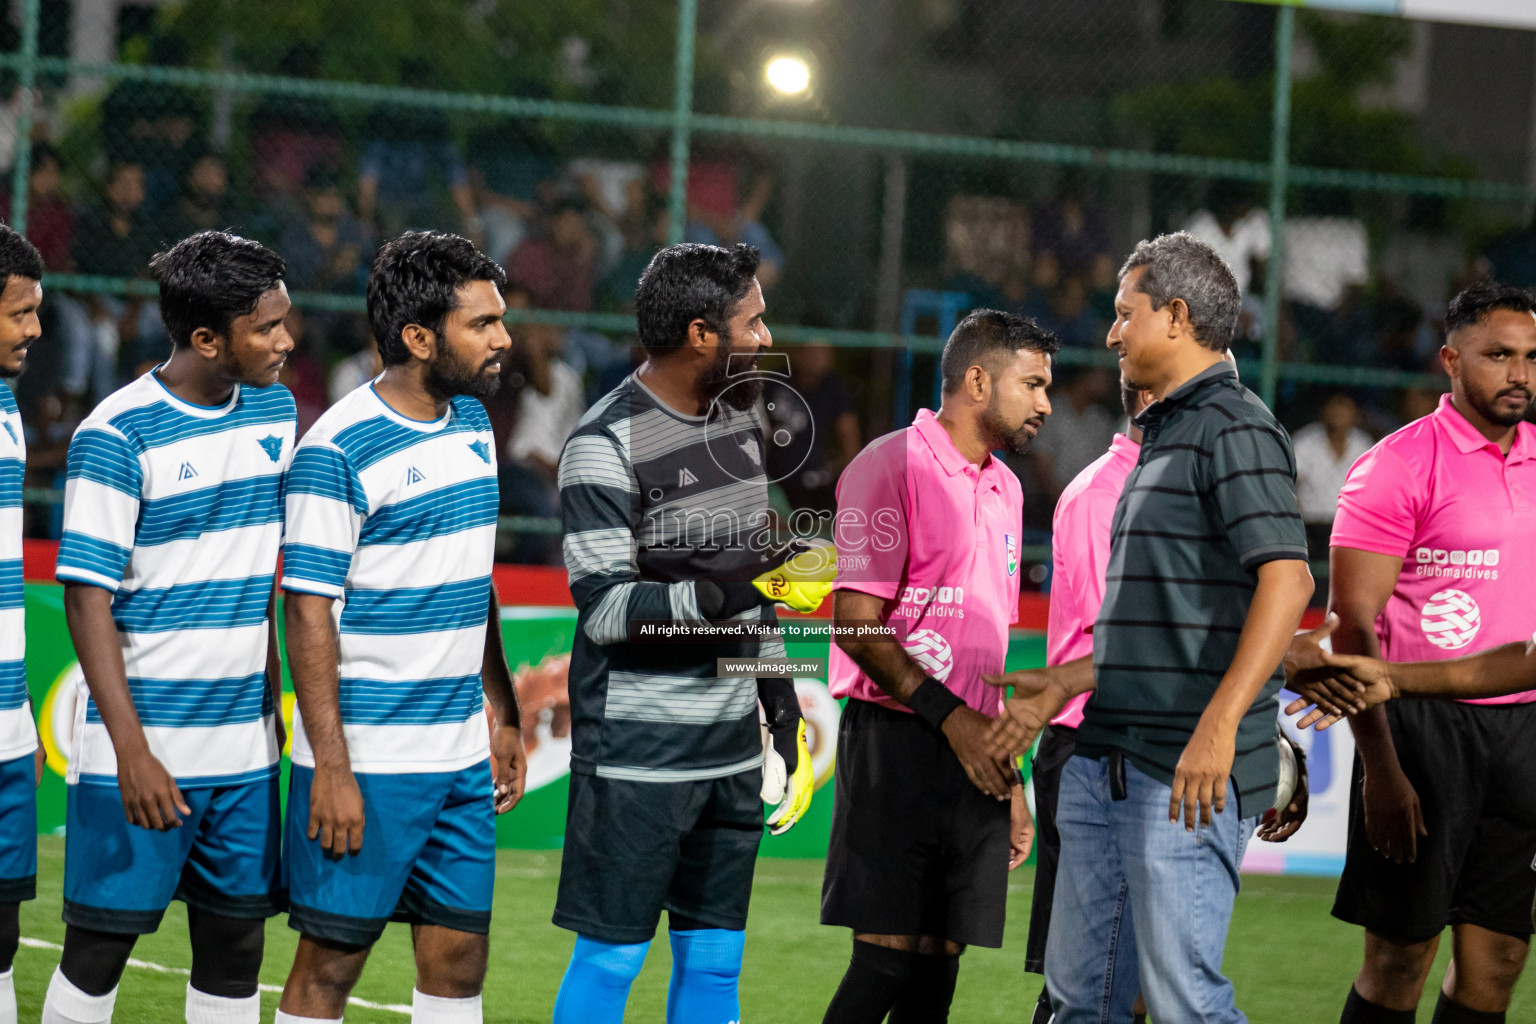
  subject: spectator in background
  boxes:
[1,143,72,271]
[468,121,559,271]
[1028,365,1117,497]
[1026,274,1102,349]
[59,161,160,404]
[276,308,328,437]
[357,65,477,238]
[506,197,598,312]
[653,149,785,290]
[280,167,371,294]
[568,138,649,275]
[158,152,236,240]
[597,192,668,313]
[328,333,381,405]
[1482,210,1536,290]
[1292,392,1374,561]
[1185,181,1270,297]
[763,341,861,515]
[247,44,347,233]
[1032,178,1113,285]
[99,34,205,217]
[499,308,586,564]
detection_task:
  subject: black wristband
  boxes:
[695,580,768,620]
[908,677,965,732]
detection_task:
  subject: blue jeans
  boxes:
[1044,754,1256,1024]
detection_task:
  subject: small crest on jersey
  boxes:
[739,437,761,467]
[1,421,15,444]
[257,435,283,462]
[468,439,491,464]
[1005,532,1018,577]
[678,467,699,487]
[406,466,425,485]
[178,461,198,481]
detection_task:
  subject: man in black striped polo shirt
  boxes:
[551,242,816,1024]
[990,232,1313,1023]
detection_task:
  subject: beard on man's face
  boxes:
[699,335,765,412]
[1467,380,1534,428]
[427,343,502,400]
[981,394,1042,456]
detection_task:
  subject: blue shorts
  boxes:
[285,760,495,947]
[0,753,37,903]
[63,774,284,934]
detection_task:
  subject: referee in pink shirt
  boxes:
[819,309,1057,1024]
[1322,282,1536,1024]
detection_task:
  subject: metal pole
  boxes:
[1260,5,1295,410]
[874,154,908,332]
[666,0,698,245]
[8,0,40,235]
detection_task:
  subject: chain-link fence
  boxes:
[1,0,1533,579]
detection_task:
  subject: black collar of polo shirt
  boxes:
[1132,360,1239,430]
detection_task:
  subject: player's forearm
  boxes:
[63,583,149,755]
[1393,642,1536,699]
[1042,655,1095,697]
[481,586,520,729]
[838,638,927,705]
[283,592,351,771]
[1330,597,1398,767]
[266,582,283,712]
[1204,560,1312,734]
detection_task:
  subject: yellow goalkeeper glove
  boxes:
[760,678,814,834]
[752,541,837,614]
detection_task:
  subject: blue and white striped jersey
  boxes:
[0,384,29,763]
[281,384,498,774]
[55,372,295,787]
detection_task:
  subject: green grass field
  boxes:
[12,836,1534,1022]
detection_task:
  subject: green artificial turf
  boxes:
[13,836,1532,1021]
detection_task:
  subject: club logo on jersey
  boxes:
[678,467,699,487]
[740,437,761,467]
[177,461,197,481]
[468,439,491,464]
[1420,588,1481,651]
[902,628,954,682]
[1005,532,1018,577]
[1414,547,1500,581]
[405,466,426,486]
[257,435,283,462]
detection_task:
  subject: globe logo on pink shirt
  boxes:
[1420,588,1482,651]
[902,629,955,682]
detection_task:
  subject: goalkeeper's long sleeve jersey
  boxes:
[556,372,783,781]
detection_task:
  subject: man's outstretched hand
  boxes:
[983,669,1069,759]
[1285,652,1398,730]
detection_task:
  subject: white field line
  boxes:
[18,937,412,1014]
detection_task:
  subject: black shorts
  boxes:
[821,699,1011,948]
[553,768,763,945]
[1333,699,1536,942]
[1025,724,1077,974]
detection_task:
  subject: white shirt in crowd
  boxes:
[1184,208,1271,296]
[508,359,587,467]
[1291,421,1374,524]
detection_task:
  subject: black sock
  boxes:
[887,953,960,1024]
[1030,988,1054,1024]
[1431,993,1505,1024]
[823,941,916,1024]
[1341,985,1417,1024]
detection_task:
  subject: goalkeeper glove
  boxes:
[759,678,814,835]
[753,540,837,614]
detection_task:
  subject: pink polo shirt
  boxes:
[1332,394,1536,704]
[1047,433,1139,728]
[830,408,1023,715]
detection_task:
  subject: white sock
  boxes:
[411,989,482,1023]
[186,984,260,1024]
[0,967,15,1024]
[271,1011,341,1024]
[41,967,117,1024]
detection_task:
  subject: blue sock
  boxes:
[667,928,745,1024]
[553,935,650,1024]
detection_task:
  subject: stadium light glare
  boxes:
[764,55,812,97]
